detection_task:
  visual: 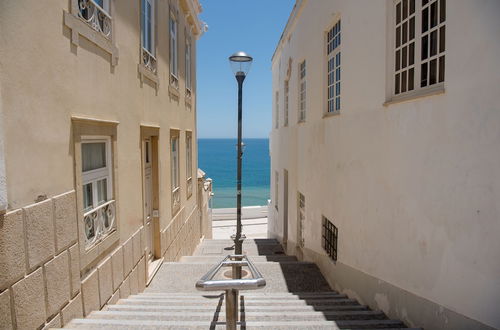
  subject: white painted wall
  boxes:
[0,84,6,213]
[269,0,500,328]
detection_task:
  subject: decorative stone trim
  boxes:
[169,83,180,99]
[63,11,119,66]
[185,92,192,108]
[138,64,160,90]
[71,117,120,270]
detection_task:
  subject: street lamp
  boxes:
[229,51,253,278]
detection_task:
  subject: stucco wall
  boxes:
[0,0,206,328]
[0,85,6,213]
[269,1,500,329]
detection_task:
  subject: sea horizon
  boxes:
[198,138,270,209]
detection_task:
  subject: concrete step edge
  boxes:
[66,318,405,327]
[140,291,339,295]
[164,261,315,265]
[107,304,368,311]
[116,298,357,305]
[90,310,384,317]
[127,296,349,302]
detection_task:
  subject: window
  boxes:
[93,0,110,13]
[420,0,446,88]
[275,91,279,129]
[326,20,341,113]
[284,80,289,126]
[393,0,445,97]
[322,216,338,261]
[298,61,306,122]
[64,0,118,65]
[81,137,115,249]
[170,11,179,88]
[297,192,305,248]
[185,34,192,95]
[171,133,180,214]
[141,0,156,73]
[186,132,193,198]
[78,0,112,38]
[274,171,279,210]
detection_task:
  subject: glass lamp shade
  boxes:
[229,51,253,76]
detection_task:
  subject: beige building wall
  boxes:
[269,1,500,330]
[0,0,212,329]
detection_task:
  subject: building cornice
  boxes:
[179,0,207,38]
[271,0,307,63]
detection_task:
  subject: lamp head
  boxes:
[229,51,253,77]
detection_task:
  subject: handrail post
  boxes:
[225,289,238,330]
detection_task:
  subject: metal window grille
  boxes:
[322,217,338,261]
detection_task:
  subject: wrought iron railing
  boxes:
[77,0,112,39]
[83,199,116,249]
[187,177,193,197]
[196,255,266,329]
[172,186,180,214]
[142,47,157,74]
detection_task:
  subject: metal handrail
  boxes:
[196,254,266,329]
[196,254,266,291]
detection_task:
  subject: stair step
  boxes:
[180,255,298,262]
[139,291,339,297]
[117,297,358,306]
[108,303,368,312]
[88,309,385,321]
[65,318,409,329]
[130,293,347,300]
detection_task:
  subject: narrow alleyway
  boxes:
[61,238,421,329]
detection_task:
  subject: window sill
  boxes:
[323,111,340,118]
[169,84,180,99]
[138,64,159,89]
[384,85,445,106]
[297,120,306,124]
[80,229,119,270]
[63,11,119,66]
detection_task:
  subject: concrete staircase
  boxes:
[63,239,420,329]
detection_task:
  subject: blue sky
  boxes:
[196,0,295,138]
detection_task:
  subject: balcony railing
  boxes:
[196,255,266,330]
[77,0,112,39]
[83,200,116,249]
[142,48,157,74]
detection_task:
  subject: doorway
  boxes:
[142,133,161,282]
[283,169,289,250]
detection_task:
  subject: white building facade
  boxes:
[269,1,500,329]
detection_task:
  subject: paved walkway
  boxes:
[212,206,268,239]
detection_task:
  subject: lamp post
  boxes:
[229,51,253,279]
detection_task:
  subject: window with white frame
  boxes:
[275,91,279,129]
[274,171,279,210]
[298,60,306,122]
[171,133,180,213]
[81,137,115,249]
[141,0,156,72]
[170,11,179,88]
[393,0,445,97]
[327,20,341,113]
[186,132,193,198]
[284,80,289,126]
[185,33,192,95]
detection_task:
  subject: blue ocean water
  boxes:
[198,138,270,208]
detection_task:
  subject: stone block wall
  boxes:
[0,191,82,329]
[0,189,205,329]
